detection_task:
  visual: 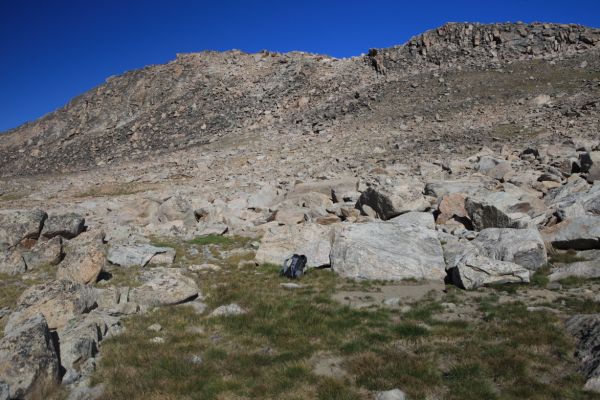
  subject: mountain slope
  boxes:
[1,22,599,177]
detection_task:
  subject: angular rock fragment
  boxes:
[40,213,85,239]
[107,244,175,267]
[22,237,63,270]
[5,280,96,332]
[472,228,547,270]
[549,261,600,282]
[57,231,106,285]
[0,250,26,275]
[448,253,530,290]
[541,216,600,250]
[0,209,47,250]
[465,191,541,230]
[567,314,600,392]
[0,314,59,399]
[357,180,429,220]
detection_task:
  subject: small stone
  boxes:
[190,354,203,365]
[382,298,401,307]
[376,389,406,400]
[147,323,162,332]
[188,263,221,272]
[185,300,208,314]
[547,282,562,290]
[280,283,304,289]
[210,303,247,317]
[150,337,165,344]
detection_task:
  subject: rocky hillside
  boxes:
[1,22,599,176]
[2,21,600,400]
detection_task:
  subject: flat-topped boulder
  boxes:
[129,268,199,307]
[330,221,446,281]
[107,243,175,267]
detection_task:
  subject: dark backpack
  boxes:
[280,254,307,279]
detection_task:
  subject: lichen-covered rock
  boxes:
[0,250,26,275]
[129,268,199,307]
[40,213,85,239]
[107,243,175,267]
[567,314,600,392]
[0,314,59,399]
[5,280,96,332]
[0,209,47,250]
[22,237,63,270]
[57,231,106,285]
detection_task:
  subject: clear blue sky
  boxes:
[1,0,599,132]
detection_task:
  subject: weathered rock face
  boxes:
[129,268,199,307]
[541,216,600,250]
[579,152,600,183]
[424,179,494,198]
[0,314,60,400]
[357,181,429,220]
[379,22,600,70]
[545,180,600,220]
[107,244,175,267]
[472,228,547,270]
[5,280,97,332]
[22,237,63,270]
[330,221,446,281]
[0,250,26,275]
[157,195,197,226]
[0,210,47,250]
[56,311,123,385]
[549,261,600,282]
[477,156,514,181]
[567,314,600,392]
[57,231,107,285]
[40,213,85,239]
[389,211,435,229]
[436,193,468,225]
[465,191,542,230]
[448,253,530,290]
[255,223,333,267]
